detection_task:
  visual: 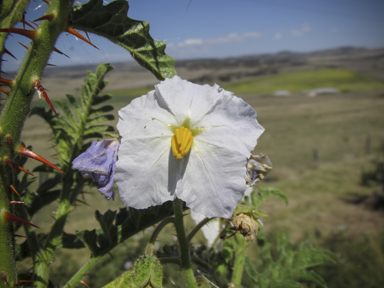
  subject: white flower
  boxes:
[115,76,264,219]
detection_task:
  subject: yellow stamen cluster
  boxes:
[171,126,193,159]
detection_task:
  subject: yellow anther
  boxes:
[171,126,193,159]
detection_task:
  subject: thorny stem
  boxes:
[231,235,248,287]
[173,198,197,288]
[0,0,73,286]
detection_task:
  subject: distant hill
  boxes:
[15,46,383,97]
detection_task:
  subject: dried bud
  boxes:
[232,213,258,241]
[245,153,273,186]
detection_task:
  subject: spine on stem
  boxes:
[0,0,74,286]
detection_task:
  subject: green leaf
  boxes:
[60,232,86,249]
[244,256,260,284]
[52,117,76,135]
[298,270,328,288]
[102,270,138,288]
[76,229,99,254]
[55,99,78,128]
[252,187,289,208]
[134,255,163,288]
[71,0,177,80]
[86,114,115,126]
[92,94,113,106]
[65,94,82,119]
[83,132,104,140]
[95,210,117,247]
[88,105,114,118]
[36,175,61,193]
[28,190,61,217]
[249,232,336,288]
[84,125,114,135]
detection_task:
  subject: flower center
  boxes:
[171,126,194,159]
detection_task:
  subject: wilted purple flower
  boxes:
[72,138,120,200]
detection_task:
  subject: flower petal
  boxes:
[192,92,264,157]
[175,140,247,219]
[116,91,177,208]
[72,139,119,200]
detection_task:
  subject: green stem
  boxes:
[173,198,197,288]
[186,217,212,243]
[145,216,174,256]
[62,255,101,288]
[0,0,73,285]
[231,236,248,287]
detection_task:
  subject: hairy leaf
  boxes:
[252,187,289,208]
[244,232,336,288]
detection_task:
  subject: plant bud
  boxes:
[232,213,258,241]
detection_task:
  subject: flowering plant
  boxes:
[0,0,334,287]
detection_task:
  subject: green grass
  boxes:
[223,68,384,94]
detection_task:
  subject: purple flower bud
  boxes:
[72,138,120,200]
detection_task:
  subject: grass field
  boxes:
[18,66,384,287]
[223,68,384,94]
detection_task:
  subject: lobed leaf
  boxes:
[252,187,289,208]
[86,114,115,126]
[55,99,79,129]
[71,0,177,80]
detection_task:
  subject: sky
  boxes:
[2,0,384,71]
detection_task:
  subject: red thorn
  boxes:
[13,233,26,238]
[0,28,37,40]
[0,78,13,87]
[53,47,69,58]
[19,18,35,29]
[10,201,25,205]
[5,158,15,171]
[65,27,99,50]
[34,13,55,22]
[1,271,8,284]
[6,135,12,148]
[17,144,65,174]
[3,211,39,228]
[0,88,10,95]
[10,185,20,196]
[32,79,58,116]
[46,63,56,66]
[42,0,50,5]
[17,165,35,176]
[18,41,29,50]
[30,21,39,28]
[80,280,91,288]
[3,48,17,60]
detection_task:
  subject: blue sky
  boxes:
[2,0,384,71]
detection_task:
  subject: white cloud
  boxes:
[274,33,282,39]
[172,31,262,48]
[178,38,203,47]
[291,23,312,36]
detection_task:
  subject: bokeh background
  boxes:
[2,0,384,287]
